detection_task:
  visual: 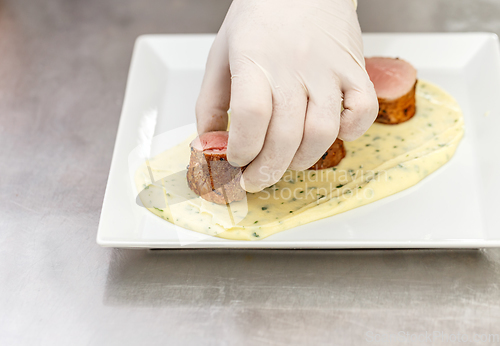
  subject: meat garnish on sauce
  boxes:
[187,132,347,203]
[366,57,417,124]
[187,131,246,204]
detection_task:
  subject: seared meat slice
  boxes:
[366,57,417,124]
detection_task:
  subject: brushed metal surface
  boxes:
[1,0,500,344]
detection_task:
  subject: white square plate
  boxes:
[97,33,500,249]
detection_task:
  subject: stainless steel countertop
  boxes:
[2,0,500,344]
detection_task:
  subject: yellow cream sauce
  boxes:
[135,80,464,240]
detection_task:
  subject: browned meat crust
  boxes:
[375,81,417,124]
[188,134,346,203]
[308,138,346,170]
[187,148,246,205]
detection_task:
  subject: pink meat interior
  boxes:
[191,131,228,153]
[365,57,417,100]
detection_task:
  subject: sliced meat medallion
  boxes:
[308,138,346,170]
[187,131,346,202]
[365,57,417,124]
[187,131,246,204]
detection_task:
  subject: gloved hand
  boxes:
[196,0,378,192]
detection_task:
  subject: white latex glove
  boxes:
[196,0,378,192]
